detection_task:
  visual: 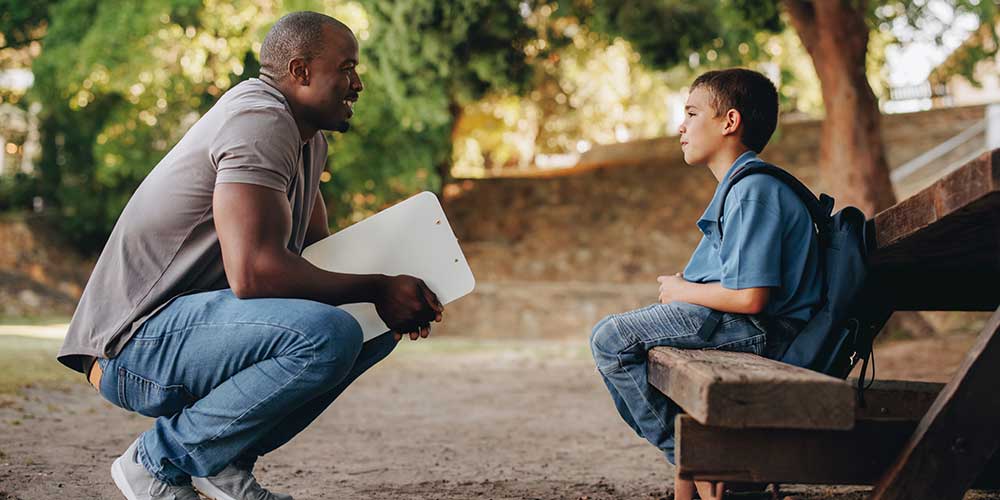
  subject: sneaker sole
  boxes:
[111,455,141,500]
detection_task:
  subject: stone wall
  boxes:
[0,217,91,317]
[434,105,986,339]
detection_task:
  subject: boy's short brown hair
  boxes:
[691,68,778,154]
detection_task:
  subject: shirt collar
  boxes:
[252,77,315,146]
[697,150,758,225]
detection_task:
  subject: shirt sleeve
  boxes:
[211,106,300,192]
[719,196,784,290]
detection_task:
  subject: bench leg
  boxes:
[870,306,1000,500]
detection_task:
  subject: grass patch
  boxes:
[0,315,71,326]
[0,335,77,395]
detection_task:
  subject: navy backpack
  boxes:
[698,161,882,391]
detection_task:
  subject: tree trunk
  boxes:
[785,1,936,339]
[436,101,463,192]
[783,0,897,217]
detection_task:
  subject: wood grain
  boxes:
[647,347,854,430]
[871,307,1000,500]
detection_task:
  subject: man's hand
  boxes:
[657,272,686,304]
[371,275,444,341]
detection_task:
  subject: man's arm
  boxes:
[214,182,441,334]
[304,190,330,247]
[658,274,770,315]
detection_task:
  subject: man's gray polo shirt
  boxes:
[58,78,326,373]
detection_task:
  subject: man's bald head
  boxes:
[259,11,353,82]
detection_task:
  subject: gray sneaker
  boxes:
[192,463,294,500]
[111,437,201,500]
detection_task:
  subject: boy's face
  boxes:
[678,86,726,166]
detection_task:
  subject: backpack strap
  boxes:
[698,161,833,342]
[717,161,834,238]
[696,309,723,341]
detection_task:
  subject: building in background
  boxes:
[929,22,1000,108]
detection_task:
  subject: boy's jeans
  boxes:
[589,301,801,464]
[96,289,396,485]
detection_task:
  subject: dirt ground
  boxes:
[0,335,997,500]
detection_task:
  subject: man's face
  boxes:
[677,86,726,166]
[296,26,363,133]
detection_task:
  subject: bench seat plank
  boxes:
[647,347,854,430]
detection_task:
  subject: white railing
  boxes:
[892,103,1000,184]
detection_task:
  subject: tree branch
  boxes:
[782,0,819,58]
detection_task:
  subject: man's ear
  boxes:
[287,57,310,86]
[722,109,742,137]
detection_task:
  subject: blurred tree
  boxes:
[25,0,536,251]
[0,0,49,50]
[450,3,845,178]
[30,0,265,251]
[327,0,537,223]
[566,0,998,217]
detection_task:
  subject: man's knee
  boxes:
[291,303,364,376]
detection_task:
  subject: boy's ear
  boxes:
[721,108,742,137]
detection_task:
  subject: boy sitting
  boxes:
[589,68,822,500]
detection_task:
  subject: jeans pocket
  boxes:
[712,333,766,356]
[117,367,196,418]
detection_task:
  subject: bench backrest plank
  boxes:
[871,149,999,276]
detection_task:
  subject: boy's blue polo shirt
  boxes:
[682,151,822,322]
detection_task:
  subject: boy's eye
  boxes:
[687,112,696,117]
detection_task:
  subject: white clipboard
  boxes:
[302,191,475,341]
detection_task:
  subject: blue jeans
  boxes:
[96,289,396,485]
[589,301,799,464]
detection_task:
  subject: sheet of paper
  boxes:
[302,191,476,341]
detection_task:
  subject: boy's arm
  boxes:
[657,274,770,314]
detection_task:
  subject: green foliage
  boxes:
[324,0,535,225]
[0,0,49,49]
[25,0,535,251]
[16,0,1000,253]
[569,0,998,98]
[559,0,782,71]
[30,0,260,251]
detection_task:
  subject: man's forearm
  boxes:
[672,280,765,314]
[229,248,384,306]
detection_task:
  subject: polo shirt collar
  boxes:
[697,150,759,225]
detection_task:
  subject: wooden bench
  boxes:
[648,150,1000,499]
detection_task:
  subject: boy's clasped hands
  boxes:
[657,272,686,304]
